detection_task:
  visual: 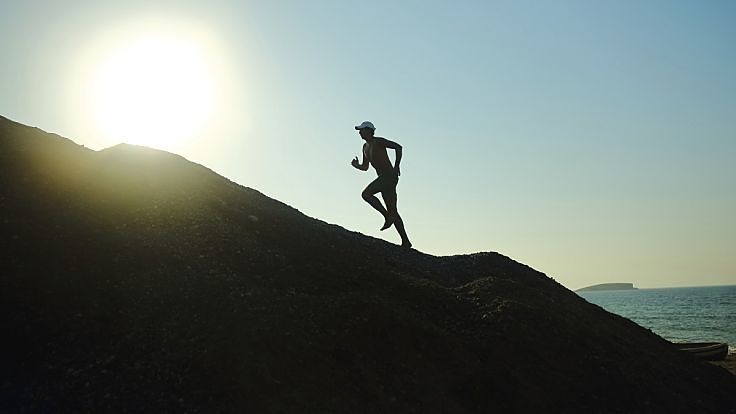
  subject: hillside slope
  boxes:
[2,115,735,413]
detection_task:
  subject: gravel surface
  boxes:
[2,115,735,413]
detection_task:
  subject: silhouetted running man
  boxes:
[351,121,412,248]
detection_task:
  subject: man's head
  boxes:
[355,121,375,140]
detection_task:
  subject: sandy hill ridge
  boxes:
[1,115,735,413]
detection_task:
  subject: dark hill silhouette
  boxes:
[1,115,735,413]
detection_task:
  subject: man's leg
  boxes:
[382,192,411,248]
[362,180,389,224]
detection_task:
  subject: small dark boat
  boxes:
[672,342,729,361]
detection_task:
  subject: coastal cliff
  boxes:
[2,115,735,413]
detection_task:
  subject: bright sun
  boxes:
[91,34,214,149]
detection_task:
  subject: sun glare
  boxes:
[91,34,214,150]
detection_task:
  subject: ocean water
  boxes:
[577,285,736,351]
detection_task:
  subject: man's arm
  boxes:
[378,137,402,175]
[351,143,370,171]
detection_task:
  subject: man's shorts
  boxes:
[364,171,399,197]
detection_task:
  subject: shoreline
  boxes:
[709,352,736,376]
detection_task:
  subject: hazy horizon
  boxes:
[1,1,734,290]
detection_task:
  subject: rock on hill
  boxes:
[1,115,735,413]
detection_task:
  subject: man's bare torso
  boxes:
[363,138,393,175]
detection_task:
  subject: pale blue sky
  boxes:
[1,1,734,289]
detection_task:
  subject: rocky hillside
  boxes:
[1,115,735,413]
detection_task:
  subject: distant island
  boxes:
[576,283,637,292]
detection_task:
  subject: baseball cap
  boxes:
[354,121,375,130]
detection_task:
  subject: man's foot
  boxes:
[401,240,412,249]
[380,215,394,231]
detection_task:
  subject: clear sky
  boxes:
[1,0,734,289]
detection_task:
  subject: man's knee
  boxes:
[361,190,372,201]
